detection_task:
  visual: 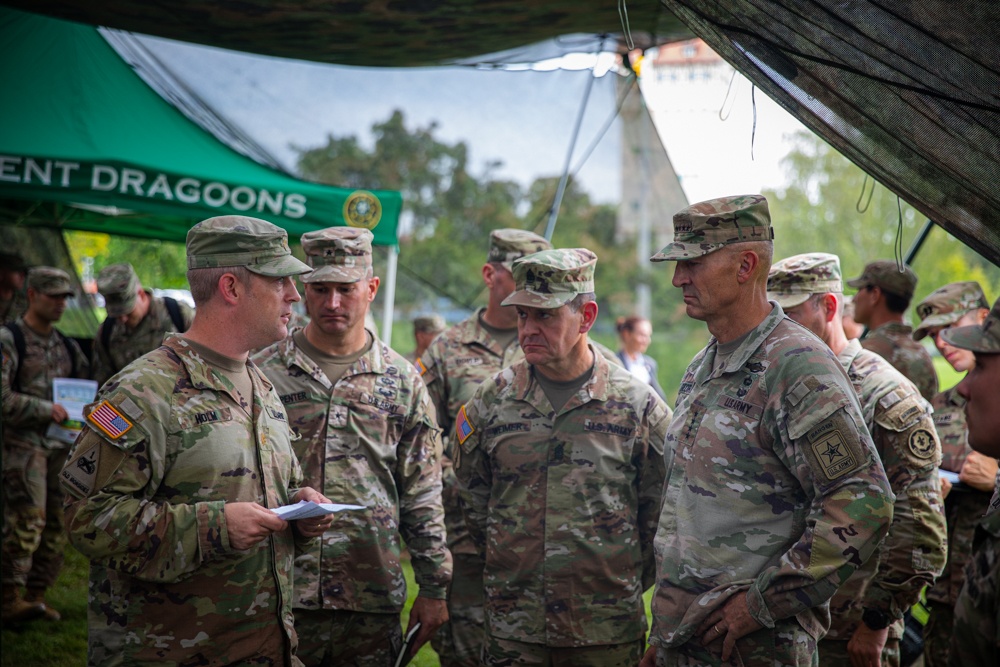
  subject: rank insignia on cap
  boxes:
[88,401,133,439]
[456,405,475,445]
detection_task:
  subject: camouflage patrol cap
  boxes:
[845,260,918,300]
[650,194,774,261]
[186,215,311,277]
[300,227,373,284]
[767,253,843,309]
[26,266,74,297]
[413,314,446,334]
[502,248,597,309]
[941,295,1000,354]
[96,263,140,317]
[913,281,989,340]
[487,229,552,269]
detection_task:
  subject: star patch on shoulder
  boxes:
[810,428,858,480]
[455,404,475,445]
[908,428,937,459]
[87,401,133,439]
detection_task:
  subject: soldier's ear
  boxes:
[579,301,599,333]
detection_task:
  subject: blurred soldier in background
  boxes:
[92,263,193,386]
[2,267,88,622]
[911,281,996,666]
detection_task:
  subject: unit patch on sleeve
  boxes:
[87,401,133,440]
[908,428,937,460]
[455,404,475,445]
[810,428,858,481]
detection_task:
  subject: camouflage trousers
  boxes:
[653,619,818,667]
[483,635,645,666]
[922,601,953,667]
[431,552,485,667]
[1,445,68,588]
[294,608,402,667]
[817,637,900,667]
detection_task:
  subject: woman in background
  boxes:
[615,315,666,401]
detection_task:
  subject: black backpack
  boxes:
[2,322,81,392]
[99,295,186,352]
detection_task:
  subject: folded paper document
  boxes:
[272,500,365,520]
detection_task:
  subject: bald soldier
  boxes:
[456,248,669,665]
[61,216,332,666]
[768,253,946,667]
[418,228,551,667]
[938,296,1000,666]
[253,228,450,666]
[911,282,996,666]
[847,260,939,402]
[91,263,193,387]
[642,195,894,667]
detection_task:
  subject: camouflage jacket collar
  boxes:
[511,343,611,414]
[276,326,390,389]
[871,321,915,337]
[705,303,784,379]
[938,383,966,409]
[837,337,864,370]
[456,308,515,357]
[162,333,273,394]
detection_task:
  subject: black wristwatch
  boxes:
[861,607,891,631]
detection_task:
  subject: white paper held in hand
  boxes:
[271,500,365,521]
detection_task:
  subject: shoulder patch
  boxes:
[455,404,475,445]
[908,428,937,460]
[61,442,99,497]
[87,401,134,440]
[416,357,429,376]
[810,427,859,481]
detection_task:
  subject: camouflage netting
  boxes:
[660,0,1000,265]
[4,1,690,66]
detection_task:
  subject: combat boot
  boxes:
[1,584,46,623]
[24,587,61,621]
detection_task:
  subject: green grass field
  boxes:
[0,546,445,667]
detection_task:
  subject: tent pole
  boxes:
[382,244,399,347]
[544,39,605,241]
[904,219,935,265]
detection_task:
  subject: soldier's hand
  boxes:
[405,596,448,658]
[695,592,763,661]
[940,473,952,499]
[639,645,657,667]
[959,451,999,492]
[51,403,69,424]
[291,487,335,537]
[224,502,288,550]
[847,623,889,667]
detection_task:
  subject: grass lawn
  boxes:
[0,546,444,666]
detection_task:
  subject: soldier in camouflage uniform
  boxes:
[642,195,894,667]
[910,282,996,666]
[60,216,332,666]
[254,227,451,667]
[938,297,1000,666]
[91,262,194,387]
[407,313,446,363]
[418,228,550,667]
[847,260,939,401]
[2,267,88,623]
[456,248,670,666]
[0,252,28,325]
[768,253,947,667]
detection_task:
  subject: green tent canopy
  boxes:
[0,7,402,247]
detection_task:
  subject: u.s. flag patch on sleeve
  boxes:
[88,401,133,439]
[455,404,475,445]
